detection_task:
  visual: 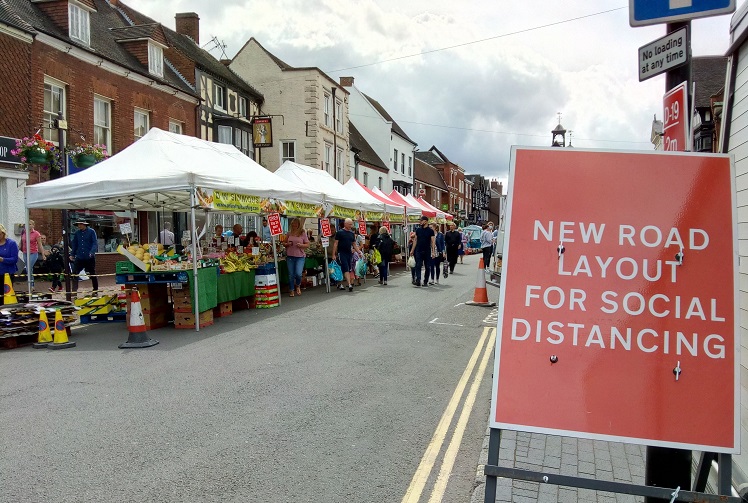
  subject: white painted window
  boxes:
[217,125,232,144]
[324,143,332,174]
[168,120,183,134]
[134,108,150,140]
[401,152,405,173]
[363,172,369,187]
[408,156,412,176]
[324,94,331,127]
[239,97,247,118]
[378,176,383,189]
[336,147,344,180]
[281,141,295,163]
[148,42,164,77]
[93,96,111,151]
[68,2,90,45]
[43,77,65,143]
[393,149,398,171]
[215,83,225,111]
[335,100,342,133]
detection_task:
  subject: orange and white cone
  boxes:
[119,287,158,349]
[48,309,76,349]
[466,258,496,307]
[32,309,53,349]
[3,273,17,304]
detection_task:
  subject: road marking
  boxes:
[428,318,463,327]
[482,307,498,326]
[401,326,492,503]
[453,302,465,308]
[427,327,496,503]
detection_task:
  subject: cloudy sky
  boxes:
[125,0,740,186]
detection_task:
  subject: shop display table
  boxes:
[217,270,255,304]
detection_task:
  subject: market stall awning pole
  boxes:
[324,246,330,294]
[24,208,32,296]
[190,186,200,332]
[272,234,281,306]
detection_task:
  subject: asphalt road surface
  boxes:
[1,253,499,503]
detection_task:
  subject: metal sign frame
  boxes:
[629,0,735,27]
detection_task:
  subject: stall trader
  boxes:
[231,224,250,247]
[70,220,98,295]
[261,218,272,242]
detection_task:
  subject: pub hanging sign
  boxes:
[252,117,273,148]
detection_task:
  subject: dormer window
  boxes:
[148,42,164,77]
[68,2,90,45]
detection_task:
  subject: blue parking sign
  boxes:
[630,0,735,26]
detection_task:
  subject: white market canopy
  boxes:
[275,161,381,212]
[25,128,322,211]
[342,178,403,215]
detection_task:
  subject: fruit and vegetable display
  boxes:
[218,252,263,273]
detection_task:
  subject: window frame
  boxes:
[148,42,164,78]
[68,2,90,46]
[401,152,405,173]
[408,156,412,176]
[93,95,112,152]
[215,83,226,111]
[393,149,398,171]
[363,172,369,187]
[324,143,332,174]
[335,100,342,133]
[336,147,344,180]
[43,77,66,144]
[281,140,296,163]
[133,108,150,140]
[168,120,183,135]
[238,97,247,118]
[324,93,331,127]
[217,125,232,144]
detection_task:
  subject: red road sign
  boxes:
[267,212,283,236]
[663,82,689,152]
[320,219,332,238]
[492,147,737,452]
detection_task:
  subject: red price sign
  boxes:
[267,213,283,236]
[663,82,688,152]
[382,221,391,231]
[358,220,366,235]
[320,219,332,238]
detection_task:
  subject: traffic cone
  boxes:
[32,309,53,349]
[466,258,496,307]
[48,309,76,349]
[3,273,17,304]
[119,287,158,349]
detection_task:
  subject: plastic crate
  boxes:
[116,261,137,273]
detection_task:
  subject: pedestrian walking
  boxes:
[46,243,65,292]
[458,227,467,264]
[408,231,417,284]
[331,218,360,292]
[19,219,46,287]
[480,223,494,269]
[445,222,461,274]
[70,220,99,295]
[410,216,435,287]
[429,223,445,284]
[0,224,18,305]
[376,226,394,285]
[285,218,309,297]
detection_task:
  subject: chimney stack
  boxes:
[175,12,200,45]
[339,76,354,87]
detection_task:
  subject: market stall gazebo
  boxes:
[24,128,326,330]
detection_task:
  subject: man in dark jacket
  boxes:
[70,220,98,294]
[444,222,461,274]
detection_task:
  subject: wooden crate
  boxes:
[174,309,213,329]
[213,301,232,318]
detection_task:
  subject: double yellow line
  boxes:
[401,325,496,503]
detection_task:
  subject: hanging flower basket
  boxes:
[11,134,54,168]
[73,153,97,168]
[68,143,108,168]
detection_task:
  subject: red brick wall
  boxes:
[165,47,196,86]
[35,1,69,33]
[119,40,148,68]
[0,34,197,245]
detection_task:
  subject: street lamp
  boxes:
[54,112,72,300]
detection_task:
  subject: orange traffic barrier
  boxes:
[466,258,496,307]
[119,287,159,349]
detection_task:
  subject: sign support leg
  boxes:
[717,454,732,496]
[693,452,717,492]
[484,428,501,503]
